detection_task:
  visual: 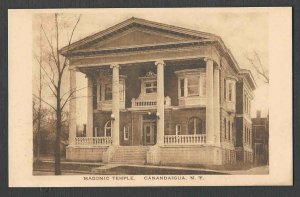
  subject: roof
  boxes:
[60,17,247,77]
[59,17,220,54]
[239,69,257,90]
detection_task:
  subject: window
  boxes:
[179,79,185,97]
[145,81,157,94]
[224,118,227,139]
[97,84,101,101]
[187,76,199,96]
[123,126,129,140]
[119,83,125,101]
[228,120,231,140]
[200,75,206,96]
[224,79,226,100]
[104,121,112,137]
[176,124,181,135]
[228,83,233,101]
[105,84,112,100]
[188,117,204,135]
[94,127,99,137]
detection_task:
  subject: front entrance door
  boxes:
[143,122,156,145]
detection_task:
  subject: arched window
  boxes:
[104,121,112,137]
[188,117,204,135]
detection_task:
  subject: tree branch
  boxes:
[41,24,58,68]
[34,54,58,90]
[61,15,81,76]
[33,94,56,111]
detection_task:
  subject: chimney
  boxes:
[256,110,261,118]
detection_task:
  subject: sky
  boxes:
[32,8,269,124]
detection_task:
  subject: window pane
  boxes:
[105,84,112,100]
[201,76,206,96]
[229,83,232,101]
[188,118,203,135]
[187,77,199,96]
[119,83,124,101]
[188,77,198,86]
[188,86,198,96]
[180,79,184,97]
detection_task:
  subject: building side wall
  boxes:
[236,81,244,114]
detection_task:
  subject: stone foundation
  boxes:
[148,145,223,165]
[66,146,108,161]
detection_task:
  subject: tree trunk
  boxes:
[55,95,61,175]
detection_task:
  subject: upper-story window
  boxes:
[179,79,184,97]
[96,75,126,111]
[175,69,206,107]
[97,76,126,102]
[104,84,112,100]
[228,83,233,101]
[145,81,157,94]
[187,76,200,96]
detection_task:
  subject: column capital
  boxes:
[110,64,120,69]
[155,60,165,66]
[204,57,213,62]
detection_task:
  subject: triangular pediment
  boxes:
[60,17,218,55]
[85,28,190,50]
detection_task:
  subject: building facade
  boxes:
[60,17,256,165]
[252,111,269,165]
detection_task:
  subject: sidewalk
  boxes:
[35,158,269,175]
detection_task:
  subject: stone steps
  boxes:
[110,146,149,164]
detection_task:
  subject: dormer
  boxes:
[138,71,157,100]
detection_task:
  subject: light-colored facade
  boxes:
[60,17,256,165]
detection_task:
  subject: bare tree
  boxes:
[246,51,269,84]
[33,13,81,175]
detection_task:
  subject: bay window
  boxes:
[175,69,206,107]
[96,75,126,110]
[187,76,199,96]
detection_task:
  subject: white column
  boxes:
[205,58,214,144]
[111,64,120,146]
[86,76,94,137]
[214,66,221,146]
[155,60,165,145]
[69,69,77,145]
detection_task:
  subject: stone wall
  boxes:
[66,146,108,161]
[158,146,222,165]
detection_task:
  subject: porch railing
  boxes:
[131,96,171,108]
[75,137,112,146]
[164,134,206,145]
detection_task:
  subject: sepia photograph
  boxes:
[8,8,292,187]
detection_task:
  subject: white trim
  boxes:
[104,121,112,137]
[175,124,181,135]
[123,126,129,141]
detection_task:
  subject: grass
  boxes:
[33,160,102,173]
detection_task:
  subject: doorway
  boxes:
[143,121,156,145]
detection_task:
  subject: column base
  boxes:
[102,146,117,163]
[146,145,161,164]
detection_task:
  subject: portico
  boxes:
[60,17,251,165]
